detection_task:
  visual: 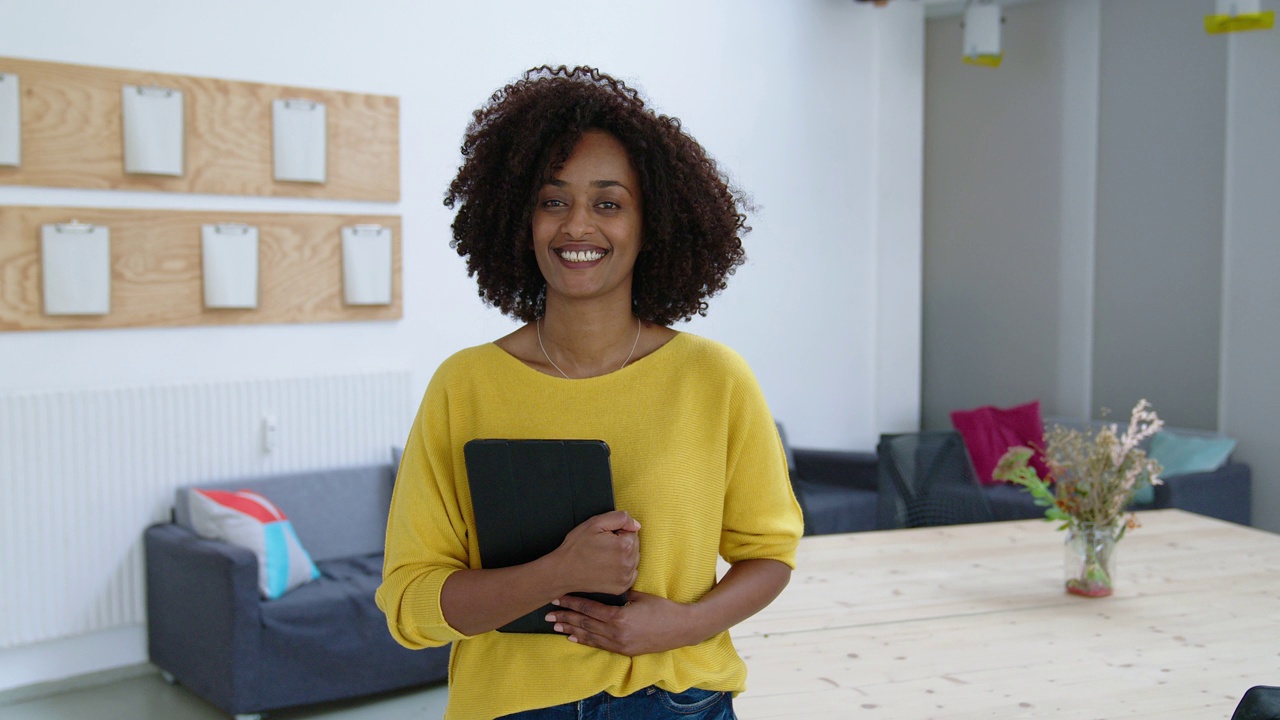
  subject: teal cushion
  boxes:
[1132,481,1156,506]
[1134,431,1236,505]
[1149,431,1236,475]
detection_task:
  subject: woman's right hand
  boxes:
[550,510,641,596]
[439,510,640,636]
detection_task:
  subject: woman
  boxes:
[377,66,803,720]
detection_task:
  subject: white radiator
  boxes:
[0,371,414,648]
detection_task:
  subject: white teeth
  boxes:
[560,250,604,263]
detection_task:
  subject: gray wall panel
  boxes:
[1221,18,1280,531]
[922,1,1081,430]
[1091,0,1227,429]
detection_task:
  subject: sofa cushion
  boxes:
[1149,430,1235,477]
[793,478,877,535]
[261,553,384,626]
[774,422,798,476]
[174,465,394,563]
[983,482,1054,523]
[188,489,320,599]
[1138,431,1236,504]
[257,552,449,706]
[951,401,1051,486]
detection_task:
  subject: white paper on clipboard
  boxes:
[122,84,185,176]
[201,224,260,309]
[341,224,392,305]
[273,98,327,183]
[42,222,111,315]
[0,73,20,167]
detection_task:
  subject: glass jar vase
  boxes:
[1064,521,1120,597]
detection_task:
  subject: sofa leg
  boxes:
[159,671,177,685]
[234,714,264,720]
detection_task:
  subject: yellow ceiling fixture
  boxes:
[962,0,1004,67]
[1205,0,1275,34]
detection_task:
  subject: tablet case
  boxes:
[463,438,628,633]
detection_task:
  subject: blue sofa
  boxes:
[787,436,1252,536]
[144,463,448,720]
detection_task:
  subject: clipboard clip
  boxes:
[133,85,178,99]
[52,220,98,234]
[281,98,322,112]
[211,223,254,235]
[348,224,387,236]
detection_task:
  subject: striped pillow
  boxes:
[188,489,320,599]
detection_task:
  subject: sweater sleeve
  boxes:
[375,371,474,648]
[718,355,805,569]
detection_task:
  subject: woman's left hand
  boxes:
[545,590,694,656]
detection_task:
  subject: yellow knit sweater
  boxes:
[376,332,803,719]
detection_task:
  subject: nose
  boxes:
[563,201,593,239]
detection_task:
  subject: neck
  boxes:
[539,296,640,376]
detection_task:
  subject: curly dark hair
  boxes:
[444,65,750,325]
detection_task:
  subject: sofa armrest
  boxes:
[1151,462,1251,526]
[793,448,879,493]
[145,523,262,710]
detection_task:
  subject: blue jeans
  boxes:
[498,686,736,719]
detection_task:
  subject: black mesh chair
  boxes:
[876,431,995,529]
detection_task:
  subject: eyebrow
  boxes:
[546,179,632,192]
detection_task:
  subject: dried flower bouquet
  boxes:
[994,400,1165,596]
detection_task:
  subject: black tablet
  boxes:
[463,438,628,633]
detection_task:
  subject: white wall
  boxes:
[874,6,926,437]
[0,0,925,692]
[1221,2,1280,534]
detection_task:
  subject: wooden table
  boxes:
[733,510,1280,718]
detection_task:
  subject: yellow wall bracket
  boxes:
[962,53,1004,68]
[1205,11,1275,34]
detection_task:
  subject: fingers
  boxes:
[555,511,640,595]
[545,602,625,653]
[547,591,665,656]
[591,509,641,534]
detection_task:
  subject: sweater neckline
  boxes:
[488,330,688,382]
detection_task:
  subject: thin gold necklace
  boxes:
[536,317,642,380]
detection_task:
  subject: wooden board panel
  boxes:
[0,206,401,331]
[0,57,398,201]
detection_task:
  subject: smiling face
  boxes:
[531,130,643,312]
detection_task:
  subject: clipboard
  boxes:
[463,438,628,634]
[341,224,393,306]
[41,221,110,315]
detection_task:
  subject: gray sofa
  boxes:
[786,432,1252,536]
[144,462,448,720]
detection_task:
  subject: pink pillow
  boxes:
[950,401,1051,486]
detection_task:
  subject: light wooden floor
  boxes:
[0,673,449,720]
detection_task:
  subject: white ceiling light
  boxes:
[963,0,1003,67]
